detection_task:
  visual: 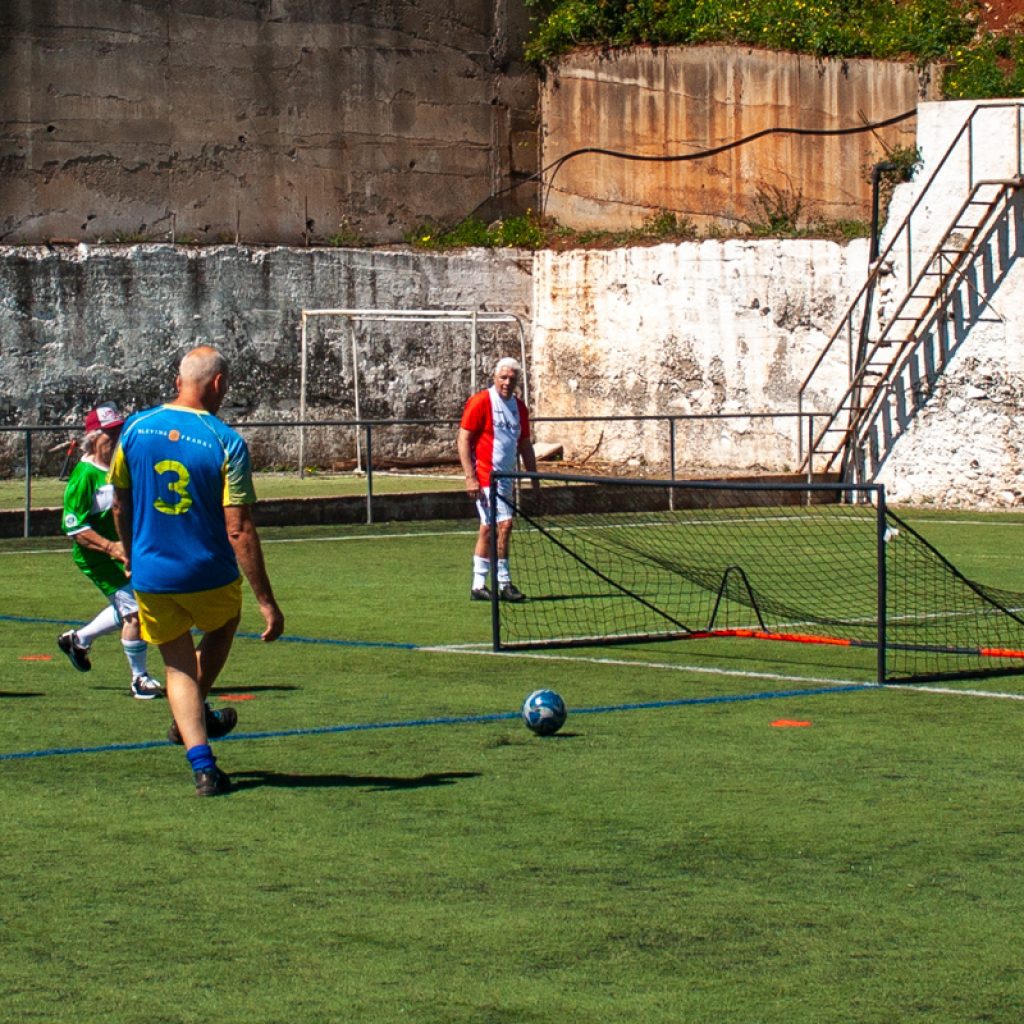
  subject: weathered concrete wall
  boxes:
[530,99,1024,507]
[3,99,1022,510]
[0,243,531,469]
[541,46,937,231]
[530,238,866,475]
[0,0,538,246]
[868,101,1024,508]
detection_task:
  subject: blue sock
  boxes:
[186,743,216,773]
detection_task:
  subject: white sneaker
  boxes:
[130,673,164,700]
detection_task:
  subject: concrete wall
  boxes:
[541,46,937,231]
[869,101,1024,508]
[530,238,866,476]
[0,242,532,469]
[2,98,1023,510]
[0,0,538,246]
[530,99,1024,508]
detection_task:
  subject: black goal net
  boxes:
[489,473,1024,682]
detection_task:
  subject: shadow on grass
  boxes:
[229,769,481,792]
[91,683,301,695]
[215,685,301,694]
[0,691,45,698]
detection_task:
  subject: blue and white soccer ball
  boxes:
[521,689,568,736]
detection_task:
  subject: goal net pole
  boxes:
[489,471,1024,683]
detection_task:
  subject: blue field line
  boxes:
[235,631,419,650]
[3,613,421,651]
[2,613,81,627]
[0,682,875,762]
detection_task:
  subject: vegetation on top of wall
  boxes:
[523,0,1024,98]
[943,32,1024,96]
[409,208,871,251]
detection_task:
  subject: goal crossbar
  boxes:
[488,472,1024,683]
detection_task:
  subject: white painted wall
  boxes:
[532,238,869,476]
[2,105,1021,510]
[872,101,1024,507]
[531,100,1024,507]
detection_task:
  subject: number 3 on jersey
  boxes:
[153,459,193,515]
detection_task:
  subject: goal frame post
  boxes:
[297,308,528,475]
[489,471,891,679]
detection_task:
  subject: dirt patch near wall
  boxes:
[980,0,1024,31]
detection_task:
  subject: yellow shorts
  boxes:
[136,577,243,646]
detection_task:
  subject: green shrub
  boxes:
[944,35,1024,98]
[525,0,978,63]
[524,0,1023,98]
[409,212,548,250]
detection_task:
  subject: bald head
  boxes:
[176,345,230,413]
[179,346,228,386]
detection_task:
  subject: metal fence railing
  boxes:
[0,410,824,536]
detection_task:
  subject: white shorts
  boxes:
[108,583,140,621]
[475,483,514,525]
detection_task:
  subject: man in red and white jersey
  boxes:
[458,356,539,602]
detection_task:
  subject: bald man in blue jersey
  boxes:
[111,346,284,796]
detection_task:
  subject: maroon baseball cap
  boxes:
[84,403,125,432]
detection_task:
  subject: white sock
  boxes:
[472,555,489,589]
[76,604,121,647]
[497,558,511,585]
[122,639,149,679]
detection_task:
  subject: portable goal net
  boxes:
[489,473,1024,682]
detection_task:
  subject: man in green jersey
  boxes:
[59,403,162,699]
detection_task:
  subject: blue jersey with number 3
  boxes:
[109,404,256,594]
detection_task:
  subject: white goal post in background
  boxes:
[297,308,529,473]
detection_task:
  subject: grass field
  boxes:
[0,471,465,511]
[3,511,1024,1022]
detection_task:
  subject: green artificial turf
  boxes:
[2,514,1024,1023]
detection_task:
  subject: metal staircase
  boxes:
[798,102,1024,485]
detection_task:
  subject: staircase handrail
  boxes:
[806,176,1021,473]
[797,101,1024,456]
[841,178,1022,472]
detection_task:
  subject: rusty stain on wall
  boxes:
[541,46,938,231]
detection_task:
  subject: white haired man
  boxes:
[458,356,539,602]
[58,402,163,699]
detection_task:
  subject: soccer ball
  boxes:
[521,689,568,736]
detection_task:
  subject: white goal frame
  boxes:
[298,308,528,473]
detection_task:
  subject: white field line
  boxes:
[422,644,1024,702]
[419,642,874,688]
[884,683,1024,701]
[1,526,482,555]
[6,510,1020,557]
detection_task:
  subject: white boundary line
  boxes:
[884,683,1024,701]
[10,515,1024,701]
[423,644,1024,701]
[420,643,873,688]
[0,526,482,556]
[5,512,1023,557]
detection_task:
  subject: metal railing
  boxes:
[798,101,1024,480]
[0,410,825,535]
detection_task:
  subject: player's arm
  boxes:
[457,427,480,499]
[62,468,125,559]
[108,442,134,574]
[224,504,284,642]
[68,527,126,564]
[111,488,134,576]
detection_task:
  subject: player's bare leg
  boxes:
[195,613,240,701]
[159,631,208,748]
